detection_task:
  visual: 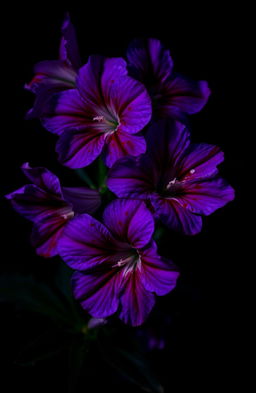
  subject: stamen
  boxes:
[166,178,177,189]
[62,211,75,220]
[190,169,195,174]
[93,115,104,122]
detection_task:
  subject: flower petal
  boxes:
[127,38,173,84]
[103,199,154,248]
[59,13,81,69]
[140,242,179,295]
[177,177,235,216]
[104,131,146,168]
[119,270,155,326]
[151,195,202,235]
[31,215,66,257]
[178,143,224,180]
[56,128,105,168]
[43,89,87,135]
[159,75,211,119]
[58,214,123,271]
[71,269,121,318]
[21,163,62,196]
[62,187,101,214]
[107,156,153,199]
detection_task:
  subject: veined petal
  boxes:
[119,270,155,326]
[58,214,124,271]
[103,199,154,249]
[62,187,101,214]
[21,162,62,197]
[127,38,173,83]
[31,215,67,257]
[104,131,146,168]
[140,242,179,295]
[56,128,105,168]
[59,13,81,69]
[151,195,202,235]
[178,143,224,180]
[71,269,122,318]
[178,177,235,216]
[159,75,211,119]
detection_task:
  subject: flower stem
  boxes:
[76,169,96,189]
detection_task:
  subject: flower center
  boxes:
[92,109,120,134]
[114,249,141,276]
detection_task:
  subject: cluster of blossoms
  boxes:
[6,15,234,326]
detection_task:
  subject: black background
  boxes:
[1,3,247,392]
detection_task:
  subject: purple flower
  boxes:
[5,163,100,257]
[43,55,152,168]
[107,120,235,235]
[58,199,179,326]
[127,38,211,122]
[25,13,81,119]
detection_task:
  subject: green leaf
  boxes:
[0,274,74,327]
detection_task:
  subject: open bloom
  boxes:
[108,120,235,235]
[5,163,100,257]
[127,38,211,122]
[58,199,179,326]
[43,55,152,168]
[25,13,81,118]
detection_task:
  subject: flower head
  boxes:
[127,38,211,122]
[5,163,100,257]
[43,55,152,168]
[58,199,179,326]
[25,13,81,119]
[108,120,235,235]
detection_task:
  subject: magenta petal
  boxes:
[59,13,81,69]
[161,75,211,118]
[43,89,87,135]
[178,178,235,216]
[58,214,120,271]
[151,195,203,235]
[178,143,224,180]
[61,187,101,214]
[103,199,154,248]
[127,38,173,83]
[119,270,155,326]
[104,131,146,168]
[141,242,179,295]
[71,270,121,318]
[31,215,66,258]
[56,128,105,168]
[21,163,62,196]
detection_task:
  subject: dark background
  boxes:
[1,3,247,392]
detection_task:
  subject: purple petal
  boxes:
[159,75,211,119]
[151,195,203,235]
[104,131,146,168]
[127,38,173,84]
[59,13,81,69]
[107,156,153,199]
[71,269,121,318]
[31,215,67,257]
[108,76,152,135]
[119,270,155,326]
[177,177,235,216]
[103,199,154,249]
[21,163,62,196]
[62,187,101,214]
[178,143,224,180]
[140,242,179,295]
[56,128,105,168]
[43,89,87,135]
[5,184,67,223]
[58,214,122,271]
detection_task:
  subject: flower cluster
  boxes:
[6,14,234,326]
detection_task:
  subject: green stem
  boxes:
[76,169,96,189]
